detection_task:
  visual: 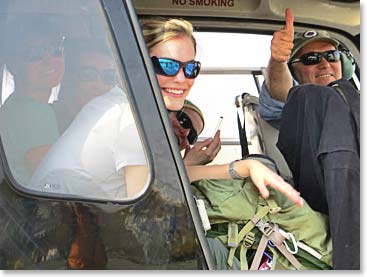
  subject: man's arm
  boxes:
[264,8,294,103]
[264,60,293,103]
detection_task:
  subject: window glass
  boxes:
[194,32,271,68]
[189,74,259,139]
[0,0,149,201]
[188,32,271,163]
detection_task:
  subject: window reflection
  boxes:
[0,0,149,201]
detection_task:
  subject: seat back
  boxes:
[235,93,293,183]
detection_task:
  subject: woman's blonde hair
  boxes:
[141,18,196,53]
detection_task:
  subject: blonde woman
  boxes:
[129,18,303,206]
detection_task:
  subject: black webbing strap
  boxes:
[237,111,249,157]
[235,95,249,158]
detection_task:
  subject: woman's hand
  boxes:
[187,157,303,207]
[183,130,221,165]
[236,159,303,207]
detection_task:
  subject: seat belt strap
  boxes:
[237,206,270,243]
[227,223,238,268]
[271,236,302,270]
[227,206,270,268]
[240,244,249,270]
[250,234,269,270]
[268,225,302,270]
[235,95,249,157]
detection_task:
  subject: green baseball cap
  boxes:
[183,99,205,132]
[290,30,340,61]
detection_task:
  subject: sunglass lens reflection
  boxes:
[184,62,196,78]
[160,59,180,76]
[302,50,340,65]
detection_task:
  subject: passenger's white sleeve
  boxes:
[115,105,147,173]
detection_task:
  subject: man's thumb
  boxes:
[285,8,294,33]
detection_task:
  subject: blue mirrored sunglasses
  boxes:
[151,56,201,79]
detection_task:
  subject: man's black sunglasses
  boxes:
[151,56,201,79]
[176,111,198,145]
[290,49,341,66]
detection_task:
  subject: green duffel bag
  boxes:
[191,177,332,270]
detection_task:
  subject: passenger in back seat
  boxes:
[0,17,65,184]
[52,39,119,134]
[258,8,359,270]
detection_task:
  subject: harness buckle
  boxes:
[256,219,274,237]
[243,232,256,248]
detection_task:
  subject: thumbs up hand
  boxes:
[270,8,294,63]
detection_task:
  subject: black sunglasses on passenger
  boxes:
[79,66,118,86]
[290,50,340,66]
[176,111,198,145]
[24,36,66,63]
[151,56,201,79]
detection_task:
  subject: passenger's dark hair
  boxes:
[2,15,64,67]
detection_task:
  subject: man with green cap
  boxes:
[259,8,355,129]
[259,8,359,270]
